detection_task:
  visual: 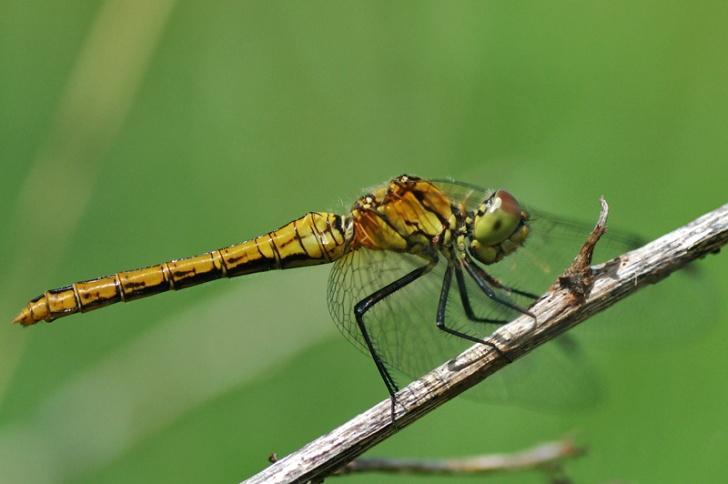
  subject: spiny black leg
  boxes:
[437,263,510,361]
[473,269,540,300]
[462,257,535,319]
[454,264,509,324]
[354,261,434,422]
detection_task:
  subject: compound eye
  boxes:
[472,190,522,246]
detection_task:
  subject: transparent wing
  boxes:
[430,178,642,293]
[428,178,492,212]
[471,206,717,405]
[327,249,476,385]
[327,248,601,408]
[328,179,716,408]
[431,179,716,349]
[485,209,642,299]
[503,210,717,348]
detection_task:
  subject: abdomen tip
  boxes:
[12,307,37,326]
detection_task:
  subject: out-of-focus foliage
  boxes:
[0,1,726,483]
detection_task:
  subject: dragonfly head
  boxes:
[469,190,529,264]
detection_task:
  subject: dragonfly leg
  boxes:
[471,269,540,300]
[462,257,536,320]
[354,261,434,421]
[454,264,510,325]
[437,264,510,361]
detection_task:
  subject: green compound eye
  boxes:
[472,190,522,246]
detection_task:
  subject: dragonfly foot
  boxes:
[495,344,514,364]
[388,396,404,429]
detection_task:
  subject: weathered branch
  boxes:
[332,438,584,477]
[244,202,728,484]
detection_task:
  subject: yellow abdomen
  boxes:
[13,212,349,325]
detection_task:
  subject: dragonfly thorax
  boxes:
[466,190,529,265]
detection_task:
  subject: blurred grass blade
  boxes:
[0,268,333,482]
[0,0,177,402]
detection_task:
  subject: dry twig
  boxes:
[333,437,584,477]
[244,201,728,484]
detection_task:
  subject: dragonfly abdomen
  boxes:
[12,212,350,325]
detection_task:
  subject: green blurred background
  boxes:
[1,1,726,483]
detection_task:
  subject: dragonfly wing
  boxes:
[505,211,717,348]
[327,182,716,408]
[468,333,603,409]
[476,209,638,298]
[328,249,473,385]
[448,245,604,409]
[429,178,492,213]
[327,248,600,408]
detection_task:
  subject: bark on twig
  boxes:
[244,202,728,484]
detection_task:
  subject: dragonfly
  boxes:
[13,174,640,413]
